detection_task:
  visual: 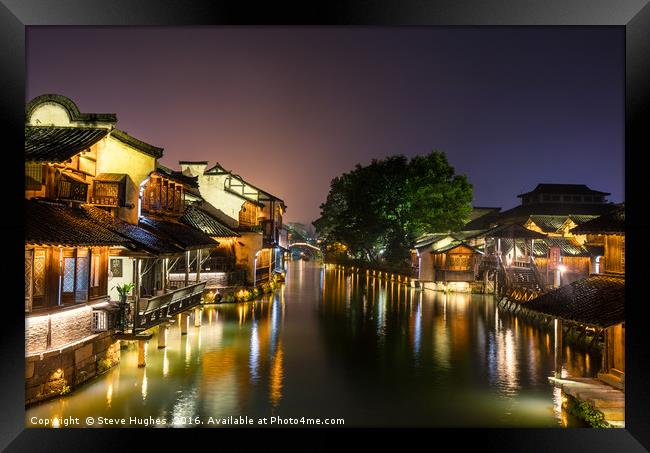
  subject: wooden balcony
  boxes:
[434,269,475,282]
[125,282,206,333]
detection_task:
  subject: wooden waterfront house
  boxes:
[179,161,288,284]
[570,205,625,389]
[138,163,218,292]
[413,230,488,292]
[177,202,244,290]
[24,94,217,403]
[525,274,625,390]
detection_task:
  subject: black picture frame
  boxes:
[110,259,123,278]
[2,1,649,451]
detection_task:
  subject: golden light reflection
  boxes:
[185,337,191,367]
[106,383,113,407]
[552,386,569,427]
[269,341,284,409]
[163,348,169,377]
[141,369,148,401]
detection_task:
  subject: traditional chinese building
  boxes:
[413,185,618,293]
[24,94,215,404]
[179,161,288,284]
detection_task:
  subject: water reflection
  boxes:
[26,262,597,428]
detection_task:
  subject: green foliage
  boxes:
[60,385,71,396]
[113,283,135,296]
[314,151,472,267]
[567,397,610,428]
[97,358,113,374]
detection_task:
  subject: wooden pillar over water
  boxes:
[137,339,146,367]
[554,318,563,378]
[179,312,188,335]
[157,324,168,349]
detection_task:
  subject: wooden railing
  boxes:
[168,270,246,289]
[132,282,206,332]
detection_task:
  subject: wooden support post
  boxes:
[157,324,168,349]
[554,319,563,378]
[133,258,141,332]
[162,258,168,293]
[185,250,190,287]
[194,307,202,327]
[179,312,188,335]
[196,249,202,283]
[137,339,146,367]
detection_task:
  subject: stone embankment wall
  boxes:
[25,332,120,405]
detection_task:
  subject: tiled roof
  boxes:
[493,202,618,226]
[25,126,108,163]
[95,173,127,183]
[517,184,610,197]
[110,129,163,158]
[81,205,183,255]
[484,223,547,239]
[25,199,131,247]
[569,214,600,225]
[413,232,451,249]
[156,163,199,188]
[527,215,569,233]
[181,205,240,238]
[140,216,218,250]
[571,205,625,235]
[524,274,624,328]
[432,240,482,254]
[532,237,591,257]
[451,229,490,241]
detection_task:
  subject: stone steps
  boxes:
[598,407,625,421]
[549,376,625,427]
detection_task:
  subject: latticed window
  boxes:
[167,183,175,210]
[33,250,46,298]
[239,201,258,227]
[25,250,33,312]
[448,254,471,271]
[161,182,168,210]
[621,236,625,272]
[58,176,88,202]
[92,180,123,206]
[174,188,182,212]
[25,164,43,191]
[75,250,89,302]
[147,178,161,210]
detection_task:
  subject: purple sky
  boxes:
[27,27,624,224]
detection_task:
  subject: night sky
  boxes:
[26,27,624,224]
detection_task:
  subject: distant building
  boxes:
[179,161,287,284]
[413,184,619,292]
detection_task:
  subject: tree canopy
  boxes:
[313,151,473,267]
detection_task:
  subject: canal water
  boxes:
[26,261,599,428]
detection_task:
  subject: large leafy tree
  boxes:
[314,151,472,267]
